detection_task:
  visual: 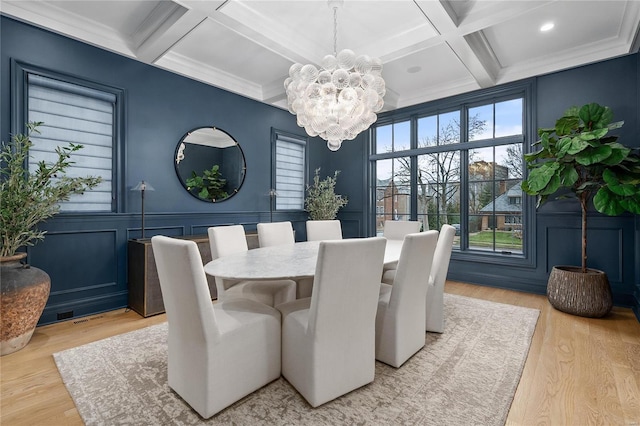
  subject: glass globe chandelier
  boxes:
[284,0,385,151]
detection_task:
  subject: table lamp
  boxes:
[131,180,154,239]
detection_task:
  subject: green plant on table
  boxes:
[0,122,102,257]
[521,103,640,272]
[305,168,348,220]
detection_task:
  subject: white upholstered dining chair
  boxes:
[257,221,295,247]
[151,235,281,419]
[208,225,296,307]
[257,221,314,298]
[375,230,438,367]
[382,220,422,240]
[276,237,387,407]
[382,220,422,274]
[425,224,456,333]
[381,224,456,333]
[306,219,343,241]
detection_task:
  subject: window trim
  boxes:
[270,128,308,211]
[369,80,536,268]
[11,59,125,213]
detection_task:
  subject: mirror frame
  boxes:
[174,126,246,202]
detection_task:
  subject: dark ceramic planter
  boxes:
[547,265,612,318]
[1,253,51,356]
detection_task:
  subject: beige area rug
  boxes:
[54,294,539,425]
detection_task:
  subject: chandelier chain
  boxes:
[333,6,338,56]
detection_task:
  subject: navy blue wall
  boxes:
[2,15,639,323]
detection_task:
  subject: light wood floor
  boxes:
[1,281,639,425]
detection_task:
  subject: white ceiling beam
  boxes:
[183,0,313,65]
[134,4,208,63]
[620,0,640,52]
[156,51,264,101]
[415,0,496,88]
[262,76,288,104]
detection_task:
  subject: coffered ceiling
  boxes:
[2,0,639,112]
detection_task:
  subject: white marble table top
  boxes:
[204,239,403,281]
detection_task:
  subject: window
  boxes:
[272,130,307,210]
[26,74,115,211]
[370,84,533,261]
[13,62,122,212]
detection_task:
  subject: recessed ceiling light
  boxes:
[407,66,422,73]
[540,22,554,32]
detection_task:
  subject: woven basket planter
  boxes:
[547,266,612,318]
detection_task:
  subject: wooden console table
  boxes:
[127,233,259,317]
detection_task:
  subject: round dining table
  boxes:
[204,239,403,281]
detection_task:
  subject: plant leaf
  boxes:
[575,145,612,165]
[540,174,561,195]
[524,147,546,163]
[578,127,608,141]
[600,143,630,166]
[593,187,625,215]
[604,169,638,196]
[555,116,579,136]
[579,103,604,128]
[538,127,555,137]
[619,195,640,214]
[541,132,551,151]
[566,137,590,155]
[559,165,579,186]
[525,162,559,193]
[563,106,580,118]
[556,137,572,157]
[608,120,624,131]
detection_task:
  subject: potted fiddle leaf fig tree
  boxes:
[521,103,640,317]
[305,168,348,220]
[0,121,101,355]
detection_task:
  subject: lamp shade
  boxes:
[131,181,155,192]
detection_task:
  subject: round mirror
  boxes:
[174,126,246,202]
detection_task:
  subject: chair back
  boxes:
[306,220,343,241]
[208,225,248,259]
[375,230,438,366]
[431,224,456,288]
[383,220,421,240]
[308,237,386,350]
[257,221,295,247]
[151,236,219,344]
[389,231,438,308]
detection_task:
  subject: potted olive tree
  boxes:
[521,103,640,317]
[305,168,348,220]
[0,122,101,355]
